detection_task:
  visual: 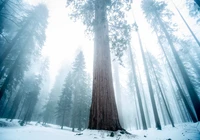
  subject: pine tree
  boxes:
[56,72,73,129]
[71,51,91,131]
[43,63,69,125]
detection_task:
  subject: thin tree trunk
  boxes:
[155,87,167,125]
[134,91,141,130]
[156,12,200,121]
[162,69,185,123]
[18,98,26,119]
[171,0,200,47]
[135,118,138,130]
[147,52,175,127]
[61,109,66,129]
[128,44,147,130]
[21,101,32,126]
[156,32,197,122]
[136,28,161,130]
[88,0,121,131]
[137,63,151,128]
[9,91,24,121]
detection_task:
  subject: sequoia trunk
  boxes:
[88,0,122,131]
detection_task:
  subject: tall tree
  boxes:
[128,44,147,130]
[156,33,197,122]
[20,74,42,126]
[67,0,131,130]
[43,63,69,125]
[0,4,48,68]
[56,72,73,129]
[171,0,200,47]
[0,4,48,100]
[141,0,200,121]
[71,51,91,131]
[147,51,175,127]
[136,63,151,128]
[134,22,161,130]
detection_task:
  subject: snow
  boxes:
[0,119,20,127]
[0,119,200,140]
[132,123,200,140]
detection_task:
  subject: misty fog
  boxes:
[0,0,200,140]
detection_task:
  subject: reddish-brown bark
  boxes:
[88,0,122,131]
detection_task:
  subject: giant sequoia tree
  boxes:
[67,0,131,130]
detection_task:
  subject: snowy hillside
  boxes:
[0,119,200,140]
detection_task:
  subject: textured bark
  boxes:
[156,12,200,121]
[137,30,161,130]
[113,61,124,127]
[128,45,147,130]
[88,1,122,131]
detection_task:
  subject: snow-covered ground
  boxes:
[0,119,200,140]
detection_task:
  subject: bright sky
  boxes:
[24,0,199,90]
[24,0,93,88]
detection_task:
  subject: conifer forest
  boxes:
[0,0,200,140]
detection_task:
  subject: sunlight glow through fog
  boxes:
[24,0,93,88]
[24,0,199,89]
